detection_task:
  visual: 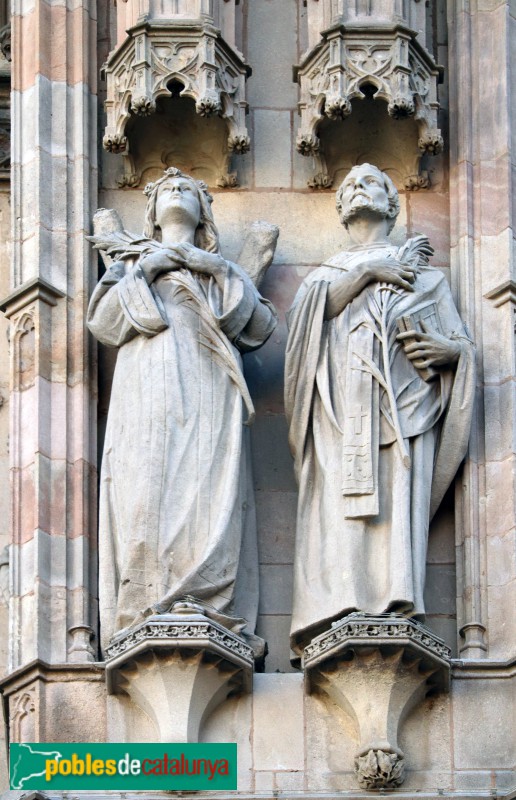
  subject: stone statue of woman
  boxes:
[87,167,277,653]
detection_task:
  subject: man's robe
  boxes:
[285,242,475,655]
[88,255,277,652]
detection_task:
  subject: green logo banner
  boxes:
[10,742,237,791]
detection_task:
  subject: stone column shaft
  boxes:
[5,0,98,670]
[448,0,516,660]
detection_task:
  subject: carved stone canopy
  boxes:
[304,614,451,791]
[102,4,251,186]
[295,3,443,188]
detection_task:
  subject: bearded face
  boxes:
[336,164,399,229]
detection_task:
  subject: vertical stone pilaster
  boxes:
[448,0,516,660]
[4,0,98,670]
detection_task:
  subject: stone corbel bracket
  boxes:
[105,612,254,742]
[102,20,251,166]
[294,23,443,188]
[303,614,451,791]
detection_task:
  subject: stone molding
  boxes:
[294,13,443,188]
[451,655,516,681]
[0,277,65,317]
[304,613,451,679]
[484,280,516,309]
[0,660,106,698]
[25,792,516,800]
[105,612,254,694]
[0,661,105,745]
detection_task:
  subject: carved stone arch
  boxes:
[12,308,35,339]
[10,688,36,741]
[12,308,35,393]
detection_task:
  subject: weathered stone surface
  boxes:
[252,673,304,771]
[202,692,253,791]
[2,0,516,796]
[255,490,297,564]
[408,191,451,267]
[254,110,292,189]
[0,663,106,744]
[274,770,304,791]
[426,502,455,564]
[452,678,515,770]
[424,565,457,616]
[258,565,293,615]
[400,692,451,774]
[304,691,360,793]
[250,414,297,493]
[246,0,298,110]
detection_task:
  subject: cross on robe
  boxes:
[349,405,368,436]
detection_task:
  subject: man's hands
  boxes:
[363,254,461,369]
[363,254,417,292]
[325,254,416,320]
[139,243,227,285]
[397,320,462,369]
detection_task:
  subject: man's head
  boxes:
[143,167,220,253]
[335,164,400,233]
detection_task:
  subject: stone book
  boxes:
[396,302,443,381]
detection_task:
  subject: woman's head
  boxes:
[143,167,220,253]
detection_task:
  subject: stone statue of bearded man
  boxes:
[285,163,475,656]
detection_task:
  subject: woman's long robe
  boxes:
[284,243,475,654]
[88,254,277,651]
